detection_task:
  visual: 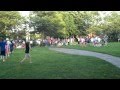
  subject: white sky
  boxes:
[19,11,30,17]
[18,11,116,17]
[19,11,120,19]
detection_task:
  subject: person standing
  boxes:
[20,41,32,63]
[0,38,2,60]
[0,39,6,62]
[10,41,14,54]
[5,41,10,59]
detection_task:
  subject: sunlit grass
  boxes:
[61,42,120,57]
[0,47,120,79]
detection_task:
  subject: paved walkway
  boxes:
[49,48,120,68]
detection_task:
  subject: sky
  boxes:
[19,11,112,17]
[19,11,30,17]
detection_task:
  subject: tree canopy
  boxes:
[1,11,120,41]
[0,11,23,39]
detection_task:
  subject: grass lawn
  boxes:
[61,42,120,57]
[0,47,120,79]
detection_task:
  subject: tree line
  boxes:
[0,11,120,42]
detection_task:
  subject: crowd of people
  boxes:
[76,35,108,47]
[0,38,32,63]
[0,38,14,62]
[11,34,108,49]
[28,35,108,47]
[0,34,109,63]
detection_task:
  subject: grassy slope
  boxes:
[61,42,120,57]
[0,47,120,79]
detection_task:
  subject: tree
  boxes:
[0,11,22,39]
[62,12,77,37]
[102,12,120,41]
[29,11,120,42]
[71,11,101,36]
[29,11,66,38]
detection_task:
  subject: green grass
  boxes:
[61,42,120,57]
[0,47,120,79]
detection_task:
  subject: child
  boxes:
[5,41,10,59]
[20,41,32,63]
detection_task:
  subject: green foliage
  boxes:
[30,11,102,38]
[0,11,119,41]
[3,11,117,41]
[102,12,120,41]
[0,11,23,38]
[30,11,66,38]
[62,12,77,37]
[0,11,22,30]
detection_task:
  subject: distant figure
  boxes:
[117,34,120,42]
[5,41,10,59]
[0,39,6,62]
[20,41,32,63]
[103,34,108,46]
[118,38,120,42]
[80,37,86,47]
[94,36,102,47]
[10,41,14,54]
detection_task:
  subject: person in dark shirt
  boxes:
[0,39,1,60]
[10,41,14,54]
[0,39,6,62]
[20,41,32,63]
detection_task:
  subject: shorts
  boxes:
[1,51,6,56]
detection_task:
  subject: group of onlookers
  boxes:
[25,35,109,47]
[11,34,109,49]
[0,38,14,62]
[76,35,108,47]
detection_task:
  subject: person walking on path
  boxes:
[20,41,32,63]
